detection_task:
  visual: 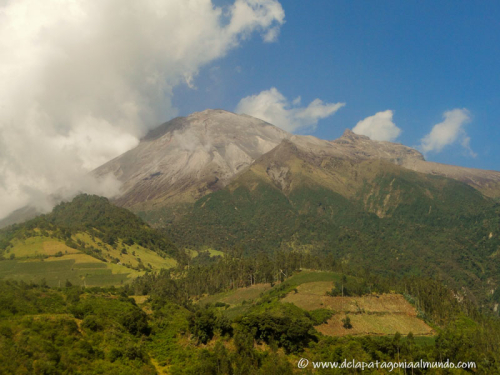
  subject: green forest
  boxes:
[160,168,500,310]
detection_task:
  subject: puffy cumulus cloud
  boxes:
[0,0,285,219]
[420,109,475,156]
[235,87,345,132]
[352,110,401,142]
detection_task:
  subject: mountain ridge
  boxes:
[94,110,500,215]
[3,109,500,228]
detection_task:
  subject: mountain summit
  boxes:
[94,109,500,214]
[93,109,289,210]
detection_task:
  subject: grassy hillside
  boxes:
[0,195,179,287]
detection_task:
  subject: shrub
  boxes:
[342,315,352,329]
[82,315,103,332]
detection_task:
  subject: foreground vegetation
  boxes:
[1,250,500,374]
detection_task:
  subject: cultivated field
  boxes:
[0,235,147,287]
[9,237,79,258]
[73,233,176,270]
[282,281,434,337]
[316,312,433,336]
[0,256,138,287]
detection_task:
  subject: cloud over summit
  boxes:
[0,0,285,219]
[236,87,345,132]
[352,110,401,142]
[420,109,474,156]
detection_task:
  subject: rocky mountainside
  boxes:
[93,109,288,212]
[94,109,500,217]
[331,129,500,198]
[4,112,499,228]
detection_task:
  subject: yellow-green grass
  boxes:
[282,287,415,315]
[185,249,198,258]
[73,233,176,270]
[199,284,273,306]
[291,281,335,296]
[0,250,142,287]
[1,231,175,287]
[10,236,79,258]
[130,295,149,305]
[317,313,434,337]
[184,248,224,258]
[207,248,224,257]
[44,253,101,264]
[45,253,142,275]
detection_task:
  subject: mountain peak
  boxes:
[93,110,500,216]
[339,128,374,141]
[94,110,289,210]
[188,108,234,117]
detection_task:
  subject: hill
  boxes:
[0,195,179,287]
[200,270,433,337]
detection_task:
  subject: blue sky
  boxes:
[174,1,500,170]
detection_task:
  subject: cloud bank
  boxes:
[0,0,285,219]
[420,109,475,156]
[235,87,345,132]
[352,110,401,142]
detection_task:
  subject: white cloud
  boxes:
[420,108,474,155]
[352,110,401,142]
[235,87,345,132]
[263,26,281,42]
[0,0,285,219]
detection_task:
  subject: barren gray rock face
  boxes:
[93,109,500,212]
[287,129,425,166]
[93,109,289,209]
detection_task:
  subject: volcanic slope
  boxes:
[93,110,500,224]
[92,109,289,219]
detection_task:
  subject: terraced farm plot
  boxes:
[283,286,415,314]
[9,236,79,258]
[73,233,176,270]
[282,281,433,337]
[317,313,433,336]
[0,253,141,287]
